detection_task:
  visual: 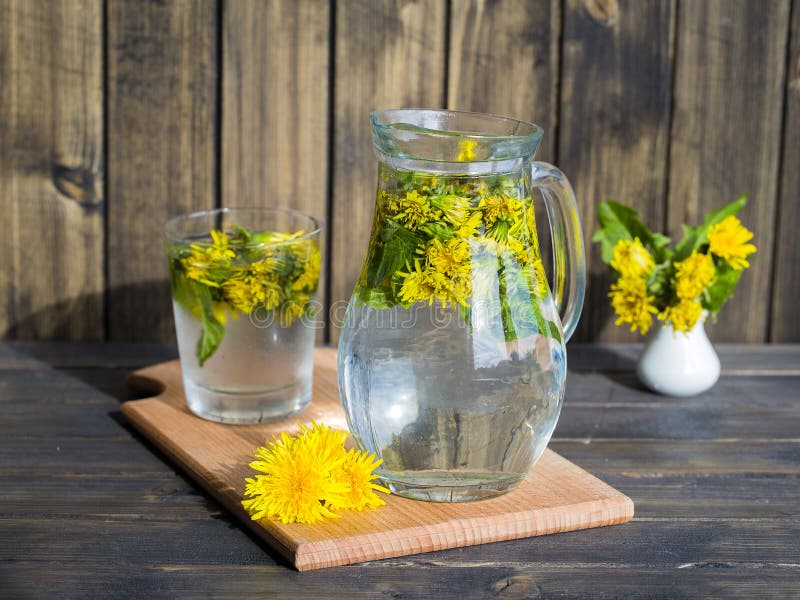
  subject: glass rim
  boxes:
[164,207,324,247]
[371,108,543,140]
[370,108,543,164]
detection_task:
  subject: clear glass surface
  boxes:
[165,208,323,424]
[338,110,585,501]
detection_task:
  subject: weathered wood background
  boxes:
[1,0,798,344]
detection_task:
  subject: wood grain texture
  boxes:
[5,339,800,373]
[771,0,800,342]
[1,4,799,344]
[3,341,800,596]
[106,0,218,341]
[2,563,799,600]
[221,0,329,341]
[122,349,633,571]
[329,0,447,343]
[0,0,104,340]
[667,0,790,343]
[0,564,800,600]
[559,0,676,342]
[447,0,560,163]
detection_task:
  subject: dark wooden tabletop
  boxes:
[2,342,799,599]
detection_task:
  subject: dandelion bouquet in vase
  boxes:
[593,195,756,335]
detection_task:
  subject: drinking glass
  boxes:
[165,208,323,424]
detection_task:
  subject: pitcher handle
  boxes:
[530,161,586,342]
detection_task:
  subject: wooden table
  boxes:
[2,342,799,599]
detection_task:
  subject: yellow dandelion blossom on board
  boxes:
[297,421,348,465]
[609,275,658,334]
[329,448,391,512]
[241,423,389,524]
[241,431,347,524]
[674,251,715,300]
[708,215,756,270]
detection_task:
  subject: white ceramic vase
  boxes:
[636,317,721,397]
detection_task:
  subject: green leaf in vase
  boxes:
[593,201,656,263]
[369,219,423,286]
[703,262,743,318]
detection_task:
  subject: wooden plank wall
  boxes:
[1,0,798,344]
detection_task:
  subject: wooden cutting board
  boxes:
[123,348,633,571]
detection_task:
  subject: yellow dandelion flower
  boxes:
[397,261,469,307]
[708,215,756,270]
[455,211,484,238]
[241,423,389,524]
[659,299,703,333]
[674,251,715,300]
[456,139,478,162]
[610,238,655,279]
[291,242,321,292]
[181,230,236,287]
[431,195,472,227]
[380,190,401,214]
[260,282,282,311]
[397,262,440,306]
[297,421,349,464]
[478,194,522,227]
[609,275,658,334]
[426,237,471,279]
[392,190,441,231]
[444,273,472,307]
[222,263,282,314]
[241,431,348,524]
[220,277,250,312]
[328,448,391,511]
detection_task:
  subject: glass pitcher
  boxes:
[338,109,585,502]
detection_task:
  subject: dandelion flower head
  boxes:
[708,215,756,270]
[393,190,442,231]
[609,275,658,334]
[241,422,390,525]
[610,238,654,279]
[659,298,704,333]
[674,251,715,300]
[329,448,391,511]
[242,429,347,524]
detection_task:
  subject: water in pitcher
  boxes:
[338,109,585,501]
[339,301,566,501]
